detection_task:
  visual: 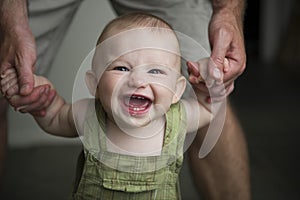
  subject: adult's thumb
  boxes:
[16,64,34,96]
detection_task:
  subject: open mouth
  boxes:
[123,94,152,116]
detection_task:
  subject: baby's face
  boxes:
[97,48,184,128]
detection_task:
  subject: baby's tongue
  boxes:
[129,96,151,108]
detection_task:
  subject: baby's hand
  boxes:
[0,68,19,98]
[187,57,227,103]
[0,68,56,117]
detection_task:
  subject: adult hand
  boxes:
[209,7,246,95]
[188,4,246,103]
[187,57,227,103]
[0,0,36,95]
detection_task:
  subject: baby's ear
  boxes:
[172,76,186,104]
[85,70,97,96]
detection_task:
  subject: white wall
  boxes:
[7,0,116,148]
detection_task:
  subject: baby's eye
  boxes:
[148,69,165,74]
[113,66,129,72]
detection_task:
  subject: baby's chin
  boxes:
[113,113,152,129]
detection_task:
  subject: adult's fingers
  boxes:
[9,85,50,108]
[222,59,245,84]
[19,89,56,113]
[29,89,56,117]
[209,20,232,69]
[18,89,49,113]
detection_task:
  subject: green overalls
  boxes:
[72,101,187,200]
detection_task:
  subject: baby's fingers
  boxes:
[0,68,17,84]
[187,61,200,77]
[6,84,19,98]
[1,78,18,96]
[0,68,19,96]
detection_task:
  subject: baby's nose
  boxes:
[128,70,147,88]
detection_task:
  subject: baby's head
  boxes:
[86,13,186,127]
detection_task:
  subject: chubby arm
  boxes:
[0,69,77,137]
[182,97,212,133]
[182,61,212,132]
[33,82,77,137]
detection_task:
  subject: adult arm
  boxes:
[188,104,251,200]
[0,0,36,95]
[187,1,251,200]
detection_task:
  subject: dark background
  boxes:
[233,0,300,199]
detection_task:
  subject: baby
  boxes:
[1,13,212,199]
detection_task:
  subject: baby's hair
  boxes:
[97,12,174,44]
[92,12,182,74]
